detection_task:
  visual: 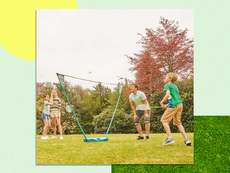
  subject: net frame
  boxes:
[56,73,123,142]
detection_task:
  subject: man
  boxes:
[129,84,151,140]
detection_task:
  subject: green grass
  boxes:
[36,133,193,164]
[112,116,230,172]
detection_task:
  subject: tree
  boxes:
[93,107,136,134]
[127,16,193,96]
[36,82,54,101]
[36,82,44,100]
[109,83,132,114]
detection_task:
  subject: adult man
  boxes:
[129,84,151,140]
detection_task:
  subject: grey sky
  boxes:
[37,9,193,90]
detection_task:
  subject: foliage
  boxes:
[93,107,137,134]
[36,78,193,135]
[127,17,194,95]
[109,83,132,114]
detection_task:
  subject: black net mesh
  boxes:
[57,73,64,84]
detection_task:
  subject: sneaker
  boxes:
[41,136,47,140]
[136,136,144,140]
[51,136,57,139]
[146,136,150,140]
[45,136,49,139]
[163,137,175,145]
[60,136,63,140]
[184,138,191,146]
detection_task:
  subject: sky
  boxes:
[37,9,193,90]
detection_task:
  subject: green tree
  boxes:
[36,82,79,135]
[93,107,137,134]
[109,83,131,114]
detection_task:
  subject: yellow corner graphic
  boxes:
[0,0,78,61]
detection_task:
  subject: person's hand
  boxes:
[160,101,165,109]
[49,113,51,117]
[162,105,167,109]
[134,114,139,121]
[144,113,150,119]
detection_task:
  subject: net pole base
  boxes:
[83,137,108,142]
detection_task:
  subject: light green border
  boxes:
[1,0,229,172]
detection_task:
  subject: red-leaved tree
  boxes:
[36,82,44,100]
[126,17,193,100]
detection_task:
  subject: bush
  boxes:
[93,107,137,134]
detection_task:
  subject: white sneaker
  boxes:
[41,136,47,139]
[60,136,63,140]
[51,136,57,139]
[46,136,49,139]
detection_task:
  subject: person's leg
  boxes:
[56,116,62,136]
[145,122,150,136]
[46,119,51,136]
[173,104,187,141]
[51,117,56,137]
[136,124,143,137]
[162,122,172,139]
[145,110,151,137]
[161,108,176,140]
[177,125,187,141]
[42,119,48,137]
[135,110,143,137]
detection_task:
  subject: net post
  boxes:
[56,73,88,141]
[105,90,121,138]
[119,83,123,95]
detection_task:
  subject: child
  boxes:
[41,95,57,139]
[50,90,63,140]
[160,73,191,146]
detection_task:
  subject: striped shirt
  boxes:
[50,98,61,111]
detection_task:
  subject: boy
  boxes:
[160,73,191,146]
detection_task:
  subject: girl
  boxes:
[41,95,57,139]
[50,90,63,140]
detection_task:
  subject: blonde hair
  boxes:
[50,90,58,103]
[167,73,178,83]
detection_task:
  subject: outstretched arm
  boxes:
[141,99,150,119]
[47,102,58,106]
[160,90,170,109]
[130,101,138,121]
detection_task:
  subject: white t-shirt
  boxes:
[129,91,150,110]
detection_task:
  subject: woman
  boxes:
[50,90,63,140]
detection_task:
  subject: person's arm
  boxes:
[130,101,138,120]
[47,102,58,106]
[160,90,170,109]
[141,99,150,119]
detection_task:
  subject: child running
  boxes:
[41,95,57,139]
[160,73,191,146]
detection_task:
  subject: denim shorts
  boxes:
[42,113,50,120]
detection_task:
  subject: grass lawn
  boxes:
[36,133,193,164]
